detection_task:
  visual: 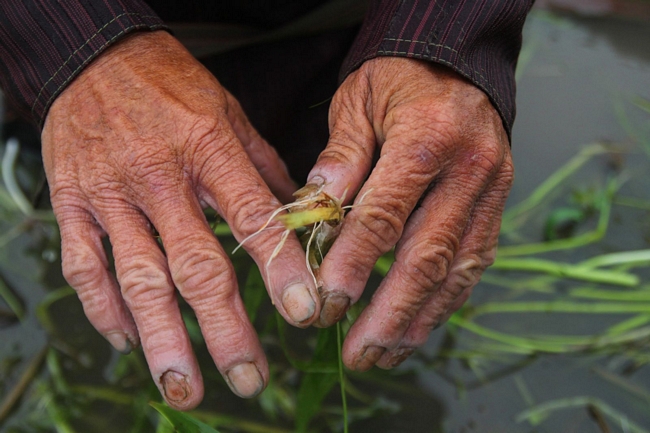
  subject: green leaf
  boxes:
[275,314,337,372]
[543,207,585,241]
[295,372,338,433]
[150,402,220,433]
[295,326,340,432]
[0,274,24,321]
[243,265,266,323]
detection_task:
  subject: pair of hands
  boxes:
[41,31,513,409]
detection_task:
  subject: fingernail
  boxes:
[316,293,350,328]
[226,362,264,398]
[105,331,132,354]
[161,370,191,403]
[307,175,325,186]
[354,345,386,372]
[282,283,316,324]
[378,348,415,370]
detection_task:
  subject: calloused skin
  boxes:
[42,30,513,409]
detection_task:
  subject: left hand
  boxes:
[307,57,514,370]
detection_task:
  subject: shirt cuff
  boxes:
[0,0,167,128]
[341,0,534,137]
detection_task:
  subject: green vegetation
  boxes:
[1,17,650,431]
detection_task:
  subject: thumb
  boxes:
[306,77,376,203]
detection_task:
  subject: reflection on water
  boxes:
[1,8,650,433]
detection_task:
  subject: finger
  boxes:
[55,202,139,354]
[340,145,506,371]
[195,127,320,327]
[301,96,382,327]
[313,130,447,328]
[225,90,297,203]
[134,182,270,399]
[305,73,376,204]
[99,205,204,409]
[376,163,512,369]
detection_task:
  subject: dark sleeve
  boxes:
[0,0,167,128]
[341,0,535,137]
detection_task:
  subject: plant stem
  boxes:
[490,258,638,286]
[337,322,348,433]
[1,138,33,216]
[0,345,48,423]
[0,273,24,321]
[471,301,650,316]
[516,396,650,433]
[578,249,650,268]
[500,144,607,234]
[499,176,618,257]
[569,288,650,302]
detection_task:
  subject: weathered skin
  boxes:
[41,31,321,409]
[41,29,513,408]
[308,57,513,371]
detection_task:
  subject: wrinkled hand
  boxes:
[41,31,322,408]
[309,57,514,370]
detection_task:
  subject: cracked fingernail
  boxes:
[282,283,316,324]
[161,370,191,403]
[226,362,264,398]
[354,345,386,372]
[316,293,350,327]
[105,331,132,354]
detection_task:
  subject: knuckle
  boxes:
[49,179,83,205]
[171,247,236,304]
[318,141,357,168]
[188,115,231,153]
[483,246,498,268]
[498,159,515,189]
[406,328,430,348]
[354,198,408,254]
[229,194,280,243]
[62,249,104,291]
[470,144,503,179]
[403,236,457,290]
[446,256,484,293]
[392,100,458,145]
[119,262,172,308]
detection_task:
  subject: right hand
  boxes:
[41,31,320,409]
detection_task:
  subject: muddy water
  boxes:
[404,9,650,433]
[2,8,650,433]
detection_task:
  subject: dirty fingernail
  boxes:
[105,331,132,354]
[378,348,416,370]
[282,283,316,324]
[226,362,264,398]
[315,293,350,327]
[354,345,386,372]
[161,370,191,403]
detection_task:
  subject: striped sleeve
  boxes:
[0,0,166,128]
[341,0,535,137]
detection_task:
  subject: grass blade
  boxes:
[0,274,24,321]
[490,258,638,286]
[0,346,47,423]
[150,402,220,433]
[337,322,348,433]
[1,138,33,216]
[501,144,607,234]
[516,396,650,433]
